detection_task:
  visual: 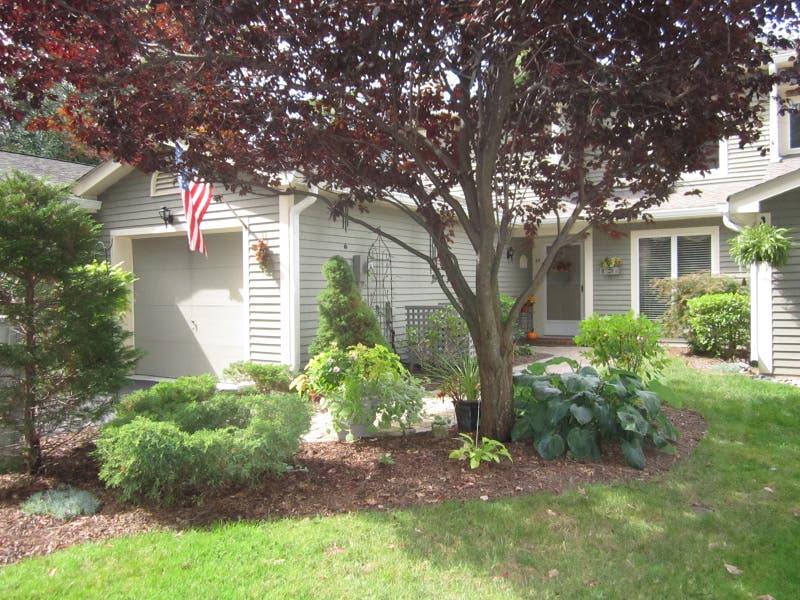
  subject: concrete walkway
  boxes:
[302,346,586,442]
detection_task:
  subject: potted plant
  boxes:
[291,344,425,441]
[435,354,481,432]
[430,415,451,438]
[600,256,623,274]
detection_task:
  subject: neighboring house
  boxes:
[70,53,800,380]
[0,150,95,200]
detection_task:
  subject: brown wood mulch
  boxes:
[0,351,717,567]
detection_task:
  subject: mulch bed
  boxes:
[1,349,719,566]
[0,408,707,566]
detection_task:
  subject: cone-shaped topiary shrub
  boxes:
[308,255,387,355]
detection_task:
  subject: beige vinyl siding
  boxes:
[297,200,530,364]
[764,192,800,377]
[96,170,284,366]
[592,229,632,315]
[591,217,742,316]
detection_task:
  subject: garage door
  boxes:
[132,232,244,378]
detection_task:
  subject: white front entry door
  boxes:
[536,242,584,336]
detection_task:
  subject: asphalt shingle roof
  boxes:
[0,150,94,185]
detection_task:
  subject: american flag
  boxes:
[175,142,214,255]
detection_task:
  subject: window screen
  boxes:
[639,234,712,320]
[639,237,671,320]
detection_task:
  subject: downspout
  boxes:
[287,191,318,370]
[721,205,769,371]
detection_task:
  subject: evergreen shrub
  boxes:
[309,256,387,355]
[95,377,312,505]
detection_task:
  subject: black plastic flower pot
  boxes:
[454,400,480,432]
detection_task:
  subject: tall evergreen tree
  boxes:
[0,172,140,473]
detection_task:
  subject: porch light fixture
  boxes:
[158,206,174,227]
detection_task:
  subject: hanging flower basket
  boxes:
[252,239,274,276]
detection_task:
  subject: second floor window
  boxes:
[789,110,800,150]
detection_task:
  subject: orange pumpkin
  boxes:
[527,331,538,340]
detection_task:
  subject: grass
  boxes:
[2,360,799,599]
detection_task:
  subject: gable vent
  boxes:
[150,171,179,197]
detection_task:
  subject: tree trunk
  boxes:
[475,340,515,441]
[22,281,41,474]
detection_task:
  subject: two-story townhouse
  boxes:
[524,52,799,377]
[70,52,799,381]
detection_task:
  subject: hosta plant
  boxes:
[449,433,512,469]
[512,357,678,469]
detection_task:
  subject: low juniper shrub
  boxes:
[95,376,313,505]
[512,357,678,469]
[223,361,293,393]
[22,485,101,520]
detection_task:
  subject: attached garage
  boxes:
[132,231,245,378]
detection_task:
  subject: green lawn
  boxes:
[2,361,799,599]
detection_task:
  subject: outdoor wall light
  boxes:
[158,206,174,227]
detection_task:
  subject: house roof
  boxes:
[0,150,95,185]
[727,156,800,214]
[0,150,102,211]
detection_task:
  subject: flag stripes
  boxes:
[175,143,214,255]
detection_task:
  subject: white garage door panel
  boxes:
[133,232,244,378]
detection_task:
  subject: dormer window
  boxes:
[777,97,800,156]
[789,109,800,150]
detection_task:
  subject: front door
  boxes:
[542,243,583,336]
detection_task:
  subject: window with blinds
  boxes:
[639,234,712,320]
[150,172,179,196]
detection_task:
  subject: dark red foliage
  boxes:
[1,1,796,438]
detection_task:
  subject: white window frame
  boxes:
[777,96,800,157]
[630,226,720,316]
[680,139,729,181]
[150,171,179,197]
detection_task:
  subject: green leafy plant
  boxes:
[378,453,395,466]
[600,257,623,268]
[21,485,101,520]
[512,357,678,469]
[95,377,313,505]
[499,294,526,340]
[449,433,512,469]
[223,361,293,393]
[291,344,424,440]
[652,273,746,337]
[434,353,481,404]
[729,223,793,268]
[686,293,750,359]
[573,311,667,383]
[308,256,387,356]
